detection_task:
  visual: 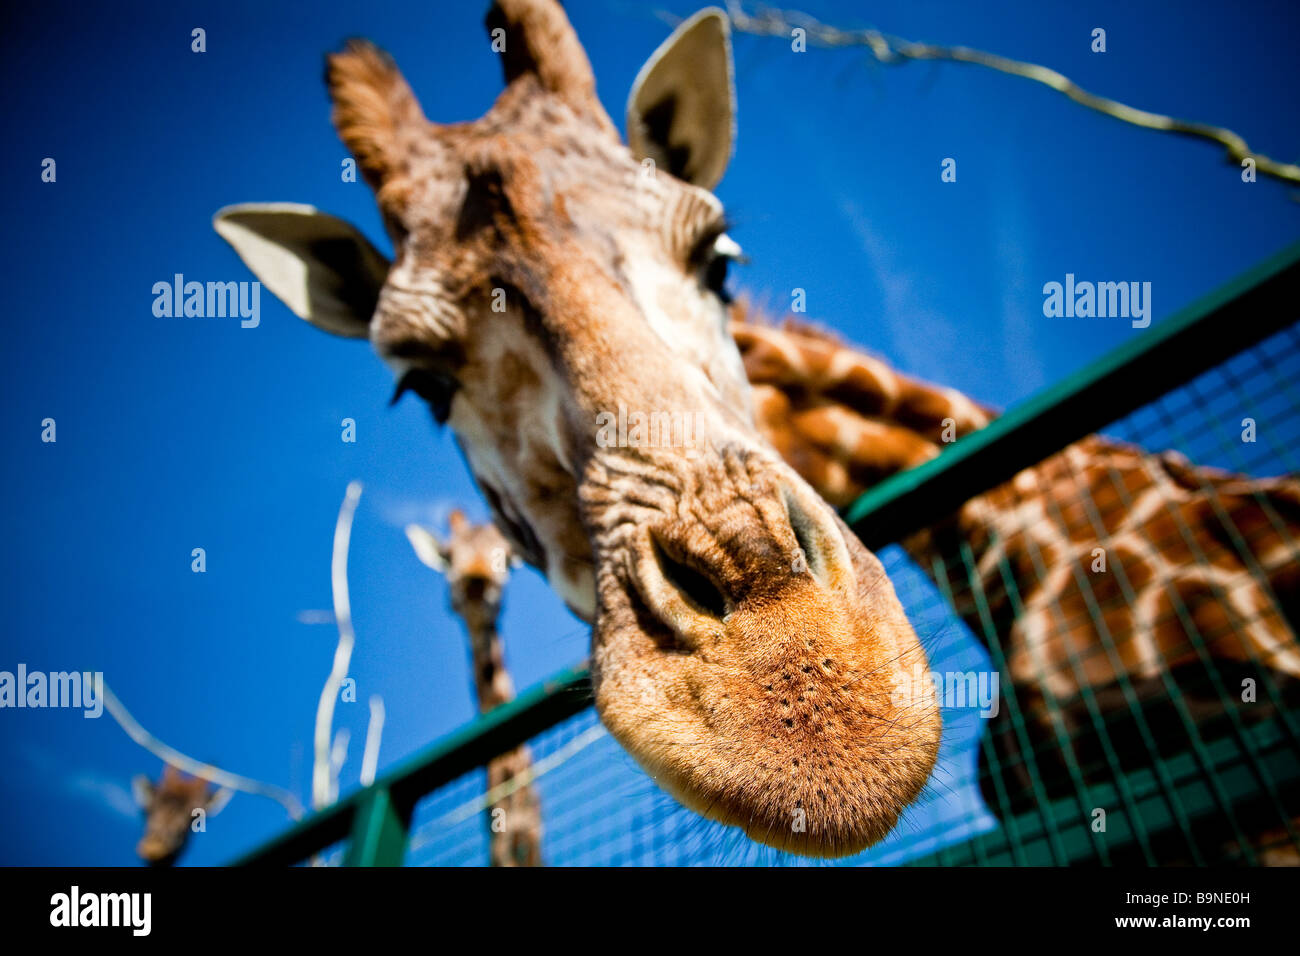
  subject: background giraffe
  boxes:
[408,511,544,867]
[732,306,1300,856]
[132,764,225,866]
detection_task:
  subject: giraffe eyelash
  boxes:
[687,218,738,268]
[712,233,743,261]
[691,226,743,303]
[391,365,460,424]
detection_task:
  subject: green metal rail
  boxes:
[231,240,1300,866]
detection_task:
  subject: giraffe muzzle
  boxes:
[588,452,942,856]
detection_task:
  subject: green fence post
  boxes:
[343,786,410,867]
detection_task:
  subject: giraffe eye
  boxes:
[391,367,459,424]
[696,233,742,302]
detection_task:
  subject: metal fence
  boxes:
[233,241,1300,866]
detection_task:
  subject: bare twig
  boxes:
[207,786,235,816]
[313,480,363,810]
[360,695,385,787]
[725,2,1300,186]
[328,729,350,805]
[100,676,303,819]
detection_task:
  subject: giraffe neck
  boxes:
[459,602,516,713]
[731,308,993,507]
[449,583,542,866]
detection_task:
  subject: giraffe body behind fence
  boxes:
[734,310,1300,856]
[408,510,543,867]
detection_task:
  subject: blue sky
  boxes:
[1,0,1297,865]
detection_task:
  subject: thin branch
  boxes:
[725,2,1300,186]
[100,676,303,819]
[313,480,363,810]
[360,695,385,787]
[328,728,350,805]
[207,786,235,816]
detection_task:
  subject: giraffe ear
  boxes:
[131,775,154,809]
[627,7,735,190]
[213,203,390,340]
[406,524,449,572]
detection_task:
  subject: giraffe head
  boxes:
[406,509,516,633]
[214,1,939,855]
[132,765,221,866]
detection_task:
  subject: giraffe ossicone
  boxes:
[214,0,940,856]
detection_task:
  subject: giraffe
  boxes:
[212,2,941,857]
[132,764,225,866]
[407,510,543,867]
[732,309,1300,856]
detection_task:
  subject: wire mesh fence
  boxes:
[908,321,1300,866]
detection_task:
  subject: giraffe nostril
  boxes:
[781,481,853,590]
[787,501,821,577]
[652,536,728,619]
